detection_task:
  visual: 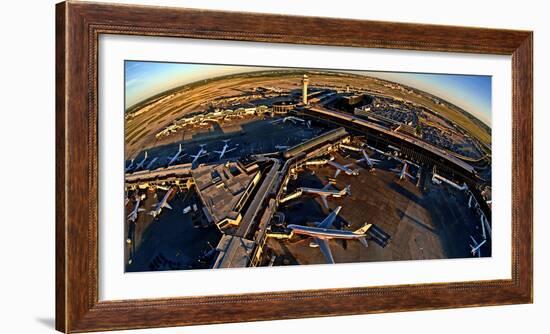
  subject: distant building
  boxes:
[395,124,419,137]
[272,101,296,114]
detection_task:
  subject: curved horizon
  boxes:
[125,61,491,127]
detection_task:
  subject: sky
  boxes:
[125,61,492,127]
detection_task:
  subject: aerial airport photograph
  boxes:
[123,61,492,272]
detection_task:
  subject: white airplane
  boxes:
[167,144,186,166]
[213,140,238,159]
[287,206,372,264]
[127,197,145,222]
[392,161,414,181]
[190,144,208,165]
[356,150,381,169]
[327,159,359,178]
[125,159,135,173]
[134,151,149,170]
[469,236,486,257]
[271,116,307,125]
[339,144,362,152]
[145,157,158,170]
[298,183,351,209]
[149,188,174,218]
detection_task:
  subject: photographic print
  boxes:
[123,62,492,272]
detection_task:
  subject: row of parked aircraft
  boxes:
[280,144,418,263]
[125,140,241,173]
[323,144,415,183]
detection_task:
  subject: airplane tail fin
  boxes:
[178,143,182,152]
[354,222,372,235]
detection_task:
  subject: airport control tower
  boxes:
[302,74,309,105]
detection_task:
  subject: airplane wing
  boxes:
[406,172,414,179]
[322,183,332,191]
[317,207,341,229]
[226,147,237,153]
[320,196,329,210]
[213,150,222,154]
[357,237,369,249]
[314,238,335,264]
[164,203,173,210]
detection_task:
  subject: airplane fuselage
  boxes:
[128,199,142,221]
[218,145,228,159]
[168,151,183,166]
[359,150,379,168]
[299,187,347,198]
[135,152,148,169]
[191,148,207,164]
[288,225,363,239]
[151,188,174,217]
[327,160,358,176]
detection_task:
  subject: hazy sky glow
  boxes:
[125,61,491,127]
[362,71,492,126]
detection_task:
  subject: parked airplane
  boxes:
[275,145,290,151]
[272,116,303,125]
[357,149,380,169]
[145,157,158,170]
[167,144,186,166]
[327,159,359,178]
[432,173,468,191]
[339,143,362,152]
[127,197,145,222]
[149,188,174,218]
[469,236,486,257]
[125,159,135,173]
[392,161,414,181]
[134,151,149,170]
[287,206,372,264]
[213,140,238,159]
[190,144,208,165]
[298,183,351,209]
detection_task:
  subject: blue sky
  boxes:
[125,61,269,108]
[363,71,492,126]
[125,61,491,126]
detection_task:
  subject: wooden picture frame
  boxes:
[56,1,533,332]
